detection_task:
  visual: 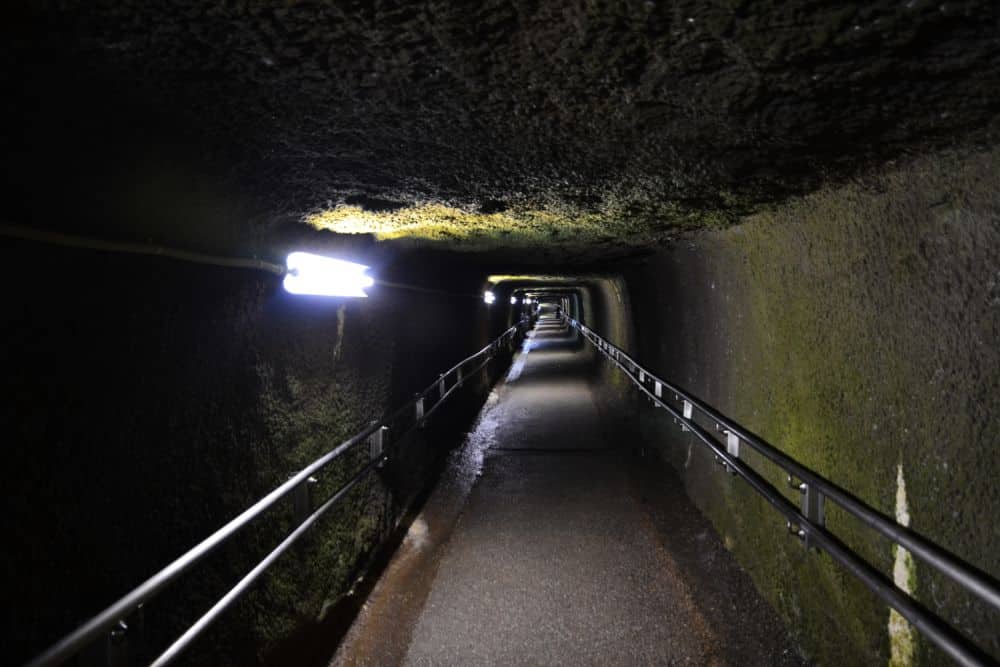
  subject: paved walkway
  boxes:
[333,317,804,666]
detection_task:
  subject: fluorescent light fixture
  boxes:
[510,296,518,305]
[483,290,496,304]
[283,252,373,297]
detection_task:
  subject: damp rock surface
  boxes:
[4,2,1000,260]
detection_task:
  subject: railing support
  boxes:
[290,474,318,526]
[800,483,825,551]
[718,430,740,475]
[369,425,388,466]
[725,431,739,457]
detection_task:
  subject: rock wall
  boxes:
[2,241,494,666]
[6,3,999,263]
[622,147,1000,665]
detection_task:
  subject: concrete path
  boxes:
[332,317,804,666]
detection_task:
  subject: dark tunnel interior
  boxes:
[3,3,999,666]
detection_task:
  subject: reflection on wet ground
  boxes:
[332,316,804,666]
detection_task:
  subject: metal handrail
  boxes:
[26,323,524,667]
[567,316,999,667]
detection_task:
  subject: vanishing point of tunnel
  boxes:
[3,3,999,667]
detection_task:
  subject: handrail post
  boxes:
[368,425,388,467]
[723,430,740,475]
[290,474,318,527]
[415,394,425,422]
[438,374,447,399]
[801,483,826,551]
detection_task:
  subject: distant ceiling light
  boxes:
[483,290,496,305]
[510,296,518,305]
[283,252,373,297]
[524,297,532,304]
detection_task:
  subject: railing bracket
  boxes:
[786,521,806,541]
[107,619,129,667]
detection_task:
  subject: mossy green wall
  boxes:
[624,147,1000,665]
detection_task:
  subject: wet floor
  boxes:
[332,316,805,666]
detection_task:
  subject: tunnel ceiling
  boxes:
[5,2,1000,264]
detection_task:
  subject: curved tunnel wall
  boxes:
[2,241,497,666]
[6,148,997,667]
[486,275,636,422]
[615,147,1000,665]
[3,5,999,666]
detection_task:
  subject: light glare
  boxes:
[483,290,496,304]
[283,252,372,297]
[510,296,518,305]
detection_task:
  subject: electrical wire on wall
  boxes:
[0,223,482,298]
[0,223,286,275]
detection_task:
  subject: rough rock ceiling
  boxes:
[4,1,999,263]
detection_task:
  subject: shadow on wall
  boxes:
[622,147,1000,665]
[577,277,637,427]
[0,241,497,666]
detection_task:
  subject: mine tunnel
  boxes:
[3,3,1000,666]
